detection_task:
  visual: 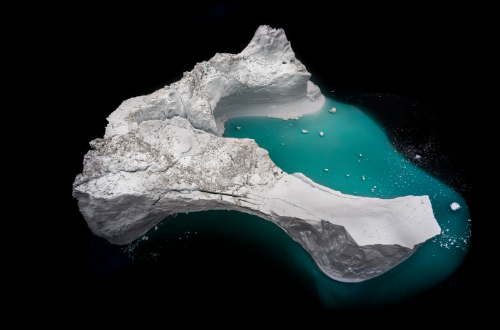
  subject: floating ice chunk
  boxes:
[282,143,284,145]
[155,226,158,230]
[302,130,308,133]
[346,174,350,177]
[325,169,329,172]
[373,186,376,188]
[450,202,461,211]
[362,175,365,181]
[237,127,241,130]
[360,154,362,157]
[290,124,292,125]
[319,132,324,136]
[329,107,337,113]
[415,155,421,159]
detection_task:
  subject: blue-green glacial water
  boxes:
[122,93,471,310]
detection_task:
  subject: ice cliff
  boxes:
[72,25,441,282]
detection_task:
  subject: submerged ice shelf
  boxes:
[73,25,441,282]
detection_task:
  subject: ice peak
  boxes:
[239,25,295,63]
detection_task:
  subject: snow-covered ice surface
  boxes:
[73,25,441,282]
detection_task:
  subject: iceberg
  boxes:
[73,25,441,282]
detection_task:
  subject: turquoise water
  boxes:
[122,94,471,309]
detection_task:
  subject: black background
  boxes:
[48,1,472,322]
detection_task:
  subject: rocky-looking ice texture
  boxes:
[73,25,441,282]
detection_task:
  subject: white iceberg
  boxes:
[319,132,324,136]
[73,25,441,283]
[450,202,461,211]
[302,130,308,133]
[329,107,337,113]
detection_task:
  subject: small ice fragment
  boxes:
[282,143,284,145]
[329,107,337,113]
[290,124,292,125]
[415,155,421,159]
[450,202,461,211]
[237,127,241,130]
[302,130,308,133]
[346,174,350,177]
[362,175,365,181]
[358,160,360,162]
[155,226,158,230]
[319,132,324,136]
[373,186,376,188]
[360,154,362,157]
[325,169,329,172]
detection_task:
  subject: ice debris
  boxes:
[237,127,241,130]
[325,169,329,172]
[319,132,324,136]
[450,202,461,211]
[329,108,336,113]
[302,130,308,133]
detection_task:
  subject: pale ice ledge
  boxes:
[73,25,441,282]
